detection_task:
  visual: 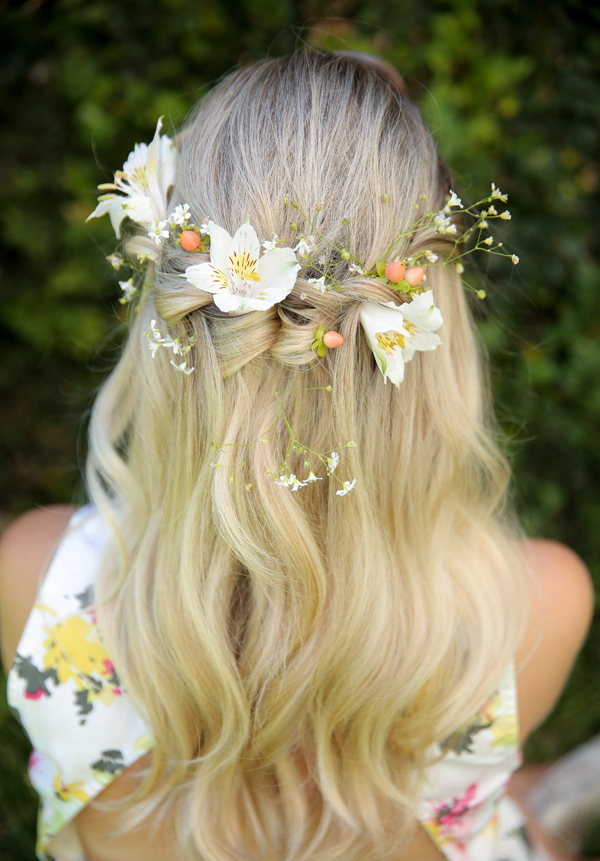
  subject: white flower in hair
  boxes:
[359,291,443,388]
[184,221,300,314]
[87,117,176,237]
[336,478,356,496]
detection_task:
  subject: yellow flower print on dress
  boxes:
[53,775,90,805]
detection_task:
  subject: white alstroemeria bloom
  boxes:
[184,221,300,314]
[359,291,443,388]
[308,276,327,293]
[148,220,169,245]
[87,117,176,237]
[170,360,195,375]
[261,234,280,252]
[336,479,356,496]
[328,451,340,473]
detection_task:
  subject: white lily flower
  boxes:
[184,221,300,314]
[87,117,176,237]
[336,479,356,496]
[170,360,195,375]
[308,276,327,293]
[328,451,340,473]
[261,234,280,252]
[359,291,443,388]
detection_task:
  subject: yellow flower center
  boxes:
[376,330,405,354]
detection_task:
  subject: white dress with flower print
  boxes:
[7,507,541,861]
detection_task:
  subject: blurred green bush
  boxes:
[1,0,598,857]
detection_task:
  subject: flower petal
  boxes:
[184,262,230,294]
[144,117,176,222]
[359,300,407,388]
[227,222,261,295]
[207,221,233,273]
[254,246,300,297]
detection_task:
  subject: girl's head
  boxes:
[89,50,527,861]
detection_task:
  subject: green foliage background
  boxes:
[1,0,599,856]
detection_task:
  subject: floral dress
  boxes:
[7,507,543,861]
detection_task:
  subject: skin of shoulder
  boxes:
[515,538,595,745]
[0,505,77,674]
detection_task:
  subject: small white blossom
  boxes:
[491,183,508,202]
[199,219,210,235]
[346,440,357,448]
[511,255,519,265]
[424,250,439,263]
[308,276,327,293]
[328,451,340,473]
[483,236,494,246]
[487,205,497,216]
[107,253,124,269]
[336,479,356,496]
[445,190,463,210]
[434,212,457,235]
[294,235,317,257]
[500,211,512,220]
[479,220,489,229]
[147,339,161,357]
[348,262,366,276]
[118,277,136,303]
[169,203,191,226]
[304,470,322,483]
[455,262,465,275]
[261,234,280,252]
[275,473,306,491]
[170,360,195,375]
[148,220,169,245]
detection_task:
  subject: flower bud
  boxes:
[385,261,406,283]
[404,266,425,287]
[180,231,201,251]
[323,331,344,349]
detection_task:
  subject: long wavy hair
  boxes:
[87,50,529,861]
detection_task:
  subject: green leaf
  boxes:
[317,343,327,358]
[376,261,387,278]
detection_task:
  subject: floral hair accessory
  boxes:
[183,221,301,315]
[359,291,443,388]
[86,117,175,239]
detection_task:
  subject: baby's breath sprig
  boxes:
[145,319,197,375]
[210,386,357,496]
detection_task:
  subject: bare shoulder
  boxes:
[515,538,595,744]
[0,505,78,673]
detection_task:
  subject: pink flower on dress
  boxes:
[102,659,115,676]
[433,784,478,833]
[24,689,45,700]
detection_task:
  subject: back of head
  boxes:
[88,50,527,861]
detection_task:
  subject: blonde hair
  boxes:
[87,51,528,861]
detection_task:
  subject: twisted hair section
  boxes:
[87,51,529,861]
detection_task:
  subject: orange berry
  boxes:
[323,330,344,349]
[404,266,425,287]
[384,261,406,283]
[180,230,201,252]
